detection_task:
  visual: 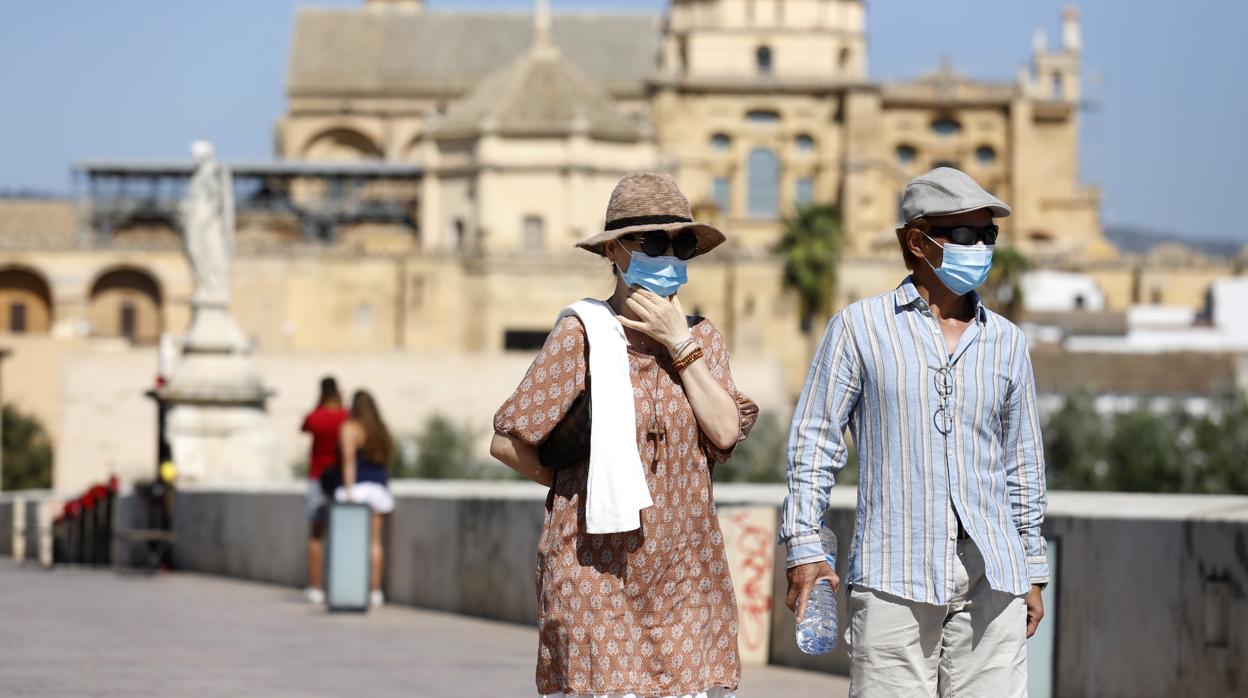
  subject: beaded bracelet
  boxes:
[673,345,704,372]
[672,338,699,363]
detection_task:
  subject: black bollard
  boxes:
[98,490,113,567]
[72,502,85,565]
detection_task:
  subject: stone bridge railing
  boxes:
[3,483,1246,697]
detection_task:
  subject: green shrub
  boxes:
[397,414,517,480]
[2,404,53,491]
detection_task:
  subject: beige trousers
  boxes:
[847,540,1028,698]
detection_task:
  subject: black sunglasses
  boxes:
[928,223,999,246]
[621,228,700,260]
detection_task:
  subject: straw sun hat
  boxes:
[575,172,726,258]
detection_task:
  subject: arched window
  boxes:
[712,177,731,215]
[975,145,997,165]
[1053,73,1064,99]
[746,109,780,124]
[522,215,545,251]
[89,267,162,343]
[795,134,815,153]
[747,148,780,218]
[452,218,466,250]
[0,267,53,335]
[795,177,814,206]
[896,144,917,164]
[302,128,383,161]
[930,118,962,136]
[838,47,852,72]
[710,134,732,152]
[756,45,773,76]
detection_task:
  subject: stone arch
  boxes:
[88,266,163,343]
[302,127,383,161]
[0,265,53,335]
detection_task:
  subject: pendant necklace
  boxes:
[645,359,666,466]
[608,295,666,464]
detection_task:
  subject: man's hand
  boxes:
[785,560,840,623]
[1025,584,1044,638]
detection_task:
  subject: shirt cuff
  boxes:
[1026,555,1050,586]
[785,533,825,569]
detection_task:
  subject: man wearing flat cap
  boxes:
[779,167,1048,696]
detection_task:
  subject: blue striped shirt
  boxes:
[780,277,1049,604]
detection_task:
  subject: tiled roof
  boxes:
[0,199,78,247]
[1031,349,1240,397]
[287,10,661,99]
[882,59,1017,104]
[433,43,641,142]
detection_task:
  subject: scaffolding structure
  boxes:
[72,160,423,246]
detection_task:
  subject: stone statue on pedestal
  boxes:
[176,141,249,354]
[156,141,277,484]
[181,141,235,308]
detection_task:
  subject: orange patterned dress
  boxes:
[493,314,759,697]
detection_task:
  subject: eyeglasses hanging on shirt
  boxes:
[931,365,955,435]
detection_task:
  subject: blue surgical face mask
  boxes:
[923,233,994,296]
[619,251,688,297]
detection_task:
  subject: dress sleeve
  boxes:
[691,318,759,464]
[493,315,589,447]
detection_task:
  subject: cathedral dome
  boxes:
[433,34,641,143]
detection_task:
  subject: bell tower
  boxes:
[1023,6,1081,102]
[665,0,866,83]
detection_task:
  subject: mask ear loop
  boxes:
[920,232,945,273]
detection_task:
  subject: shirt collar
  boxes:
[894,275,987,323]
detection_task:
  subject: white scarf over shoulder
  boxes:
[556,299,654,534]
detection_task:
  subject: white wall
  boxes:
[33,345,791,493]
[1022,269,1105,312]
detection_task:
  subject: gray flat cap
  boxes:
[901,167,1011,223]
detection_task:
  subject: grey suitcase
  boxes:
[325,502,371,612]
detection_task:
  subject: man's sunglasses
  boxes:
[928,223,999,246]
[621,228,700,260]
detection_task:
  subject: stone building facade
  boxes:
[1,0,1242,490]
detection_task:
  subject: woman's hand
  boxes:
[618,289,691,354]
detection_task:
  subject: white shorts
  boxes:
[334,482,395,514]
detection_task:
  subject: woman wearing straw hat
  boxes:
[492,172,759,698]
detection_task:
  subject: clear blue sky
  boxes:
[2,0,1245,242]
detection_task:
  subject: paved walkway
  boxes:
[0,560,848,697]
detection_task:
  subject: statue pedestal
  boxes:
[157,306,278,485]
[163,401,279,485]
[182,301,249,354]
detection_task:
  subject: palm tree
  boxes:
[776,203,845,335]
[983,245,1030,322]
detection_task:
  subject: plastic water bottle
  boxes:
[795,525,838,654]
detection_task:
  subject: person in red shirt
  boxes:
[301,376,349,603]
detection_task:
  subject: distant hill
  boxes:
[1105,224,1245,257]
[0,189,64,200]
